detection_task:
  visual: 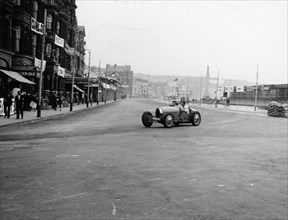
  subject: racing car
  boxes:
[141,102,201,128]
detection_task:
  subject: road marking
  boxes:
[55,154,80,157]
[42,192,87,204]
[112,202,117,216]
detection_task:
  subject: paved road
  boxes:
[0,98,287,220]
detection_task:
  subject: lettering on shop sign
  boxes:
[20,72,36,77]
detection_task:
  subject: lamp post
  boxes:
[37,8,47,117]
[199,74,202,105]
[70,52,75,111]
[254,64,259,111]
[85,49,91,107]
[97,59,101,105]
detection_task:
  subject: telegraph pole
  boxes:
[97,59,101,105]
[70,51,75,111]
[199,74,202,105]
[37,9,47,117]
[254,64,259,111]
[215,69,219,107]
[87,50,91,107]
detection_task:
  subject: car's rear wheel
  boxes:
[163,114,174,128]
[142,111,153,127]
[191,112,201,126]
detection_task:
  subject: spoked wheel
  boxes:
[191,112,201,126]
[163,114,174,128]
[142,111,153,127]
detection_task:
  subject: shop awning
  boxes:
[73,84,84,93]
[0,69,35,85]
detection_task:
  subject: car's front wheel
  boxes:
[142,111,153,127]
[163,114,174,128]
[191,112,201,126]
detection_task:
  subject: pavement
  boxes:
[194,103,268,116]
[0,101,115,128]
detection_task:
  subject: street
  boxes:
[0,98,287,220]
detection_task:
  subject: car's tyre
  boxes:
[191,112,201,126]
[142,111,153,127]
[163,114,174,128]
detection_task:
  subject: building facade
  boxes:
[0,0,85,103]
[105,64,133,98]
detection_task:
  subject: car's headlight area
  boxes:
[155,108,163,118]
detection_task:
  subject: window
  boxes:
[33,1,38,19]
[46,14,52,30]
[15,26,21,52]
[56,21,60,35]
[46,43,51,58]
[14,0,21,6]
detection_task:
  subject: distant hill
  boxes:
[134,72,254,87]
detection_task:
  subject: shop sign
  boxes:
[31,18,44,35]
[64,42,74,55]
[55,34,64,48]
[57,66,65,78]
[34,57,46,72]
[20,71,36,77]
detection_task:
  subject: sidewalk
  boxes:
[0,101,114,128]
[192,103,268,115]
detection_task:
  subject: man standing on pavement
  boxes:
[4,92,13,118]
[15,91,24,119]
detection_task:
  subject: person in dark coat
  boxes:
[58,94,63,111]
[51,93,57,110]
[4,93,13,118]
[15,91,24,119]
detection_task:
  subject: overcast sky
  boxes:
[76,0,287,84]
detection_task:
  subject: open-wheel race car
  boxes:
[142,102,201,128]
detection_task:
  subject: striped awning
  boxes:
[0,69,35,85]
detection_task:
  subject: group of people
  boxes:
[3,91,27,119]
[50,92,63,111]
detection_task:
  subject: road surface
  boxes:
[0,98,287,220]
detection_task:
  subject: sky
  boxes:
[76,0,287,84]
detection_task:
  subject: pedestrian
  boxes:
[15,91,24,119]
[58,93,63,111]
[4,92,13,118]
[85,93,89,107]
[51,92,57,110]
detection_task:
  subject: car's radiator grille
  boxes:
[155,108,161,118]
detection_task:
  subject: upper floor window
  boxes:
[56,21,60,35]
[46,14,52,30]
[33,1,38,19]
[14,0,21,6]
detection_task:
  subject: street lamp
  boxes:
[97,59,101,105]
[85,49,91,107]
[37,8,47,117]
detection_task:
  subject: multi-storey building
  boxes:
[0,0,85,101]
[105,64,133,97]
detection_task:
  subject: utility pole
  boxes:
[215,69,219,107]
[70,51,75,111]
[87,50,91,107]
[199,74,202,105]
[97,59,101,105]
[254,64,259,111]
[37,9,47,117]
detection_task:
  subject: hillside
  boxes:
[134,72,254,87]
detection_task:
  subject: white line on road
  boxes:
[42,192,87,204]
